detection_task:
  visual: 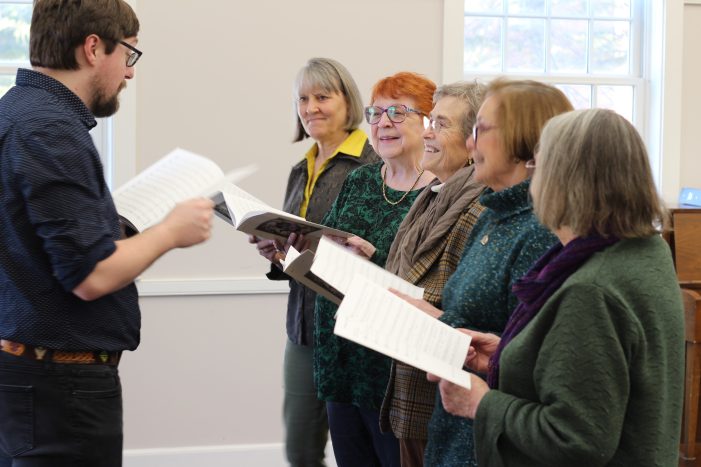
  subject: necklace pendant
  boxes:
[480,234,489,245]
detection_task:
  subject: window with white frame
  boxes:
[0,0,31,98]
[461,0,645,127]
[445,0,688,204]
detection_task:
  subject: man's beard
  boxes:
[90,80,125,118]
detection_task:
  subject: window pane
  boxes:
[550,20,588,73]
[507,0,544,15]
[590,0,631,18]
[0,74,15,98]
[505,18,544,72]
[0,3,32,62]
[464,17,502,72]
[551,0,587,17]
[596,85,633,122]
[591,20,630,74]
[556,84,591,109]
[464,0,502,14]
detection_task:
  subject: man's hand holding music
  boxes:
[162,198,214,248]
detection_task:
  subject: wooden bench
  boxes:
[682,288,701,459]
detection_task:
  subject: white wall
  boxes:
[118,0,443,462]
[117,1,701,464]
[681,3,701,191]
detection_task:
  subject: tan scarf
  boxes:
[385,164,485,277]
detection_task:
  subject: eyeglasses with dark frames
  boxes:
[119,40,143,67]
[364,104,422,125]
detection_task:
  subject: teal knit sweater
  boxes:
[425,179,558,466]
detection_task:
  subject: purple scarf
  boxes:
[487,234,619,388]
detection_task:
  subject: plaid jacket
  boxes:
[379,200,485,439]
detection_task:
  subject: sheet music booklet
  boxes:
[282,236,472,389]
[280,236,424,305]
[112,147,257,234]
[112,148,350,245]
[336,276,473,389]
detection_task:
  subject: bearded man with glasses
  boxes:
[0,1,212,465]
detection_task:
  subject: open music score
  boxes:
[335,277,473,389]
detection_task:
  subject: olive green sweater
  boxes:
[474,235,684,467]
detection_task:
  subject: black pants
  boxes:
[327,401,400,467]
[0,351,123,467]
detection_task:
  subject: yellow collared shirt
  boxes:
[299,128,367,218]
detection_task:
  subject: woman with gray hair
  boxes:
[431,108,684,466]
[396,79,571,466]
[378,81,487,467]
[249,57,378,467]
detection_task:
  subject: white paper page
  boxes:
[280,245,302,269]
[310,236,424,299]
[202,165,259,197]
[221,183,268,205]
[334,277,472,389]
[219,184,305,221]
[113,148,224,232]
[220,192,273,227]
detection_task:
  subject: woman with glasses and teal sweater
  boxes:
[313,72,436,467]
[396,79,573,467]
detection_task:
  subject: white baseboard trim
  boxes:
[136,277,290,297]
[123,443,285,467]
[124,443,337,467]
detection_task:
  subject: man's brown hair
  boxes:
[30,0,139,70]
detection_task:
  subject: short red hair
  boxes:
[370,71,436,116]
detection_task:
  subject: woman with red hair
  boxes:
[314,72,436,466]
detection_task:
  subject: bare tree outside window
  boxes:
[0,1,32,97]
[462,0,641,124]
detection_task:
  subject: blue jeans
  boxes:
[0,351,123,466]
[327,401,400,467]
[284,339,328,467]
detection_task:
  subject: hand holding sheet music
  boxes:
[113,147,256,233]
[334,276,473,389]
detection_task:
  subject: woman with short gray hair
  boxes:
[378,80,487,467]
[397,79,571,466]
[250,57,378,467]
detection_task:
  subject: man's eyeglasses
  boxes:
[119,40,142,67]
[472,122,499,146]
[364,105,422,125]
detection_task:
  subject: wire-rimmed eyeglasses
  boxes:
[423,116,452,132]
[364,104,422,125]
[472,122,499,146]
[119,40,143,67]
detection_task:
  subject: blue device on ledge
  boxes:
[679,187,701,207]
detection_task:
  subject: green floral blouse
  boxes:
[314,161,426,410]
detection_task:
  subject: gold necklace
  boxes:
[381,165,424,206]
